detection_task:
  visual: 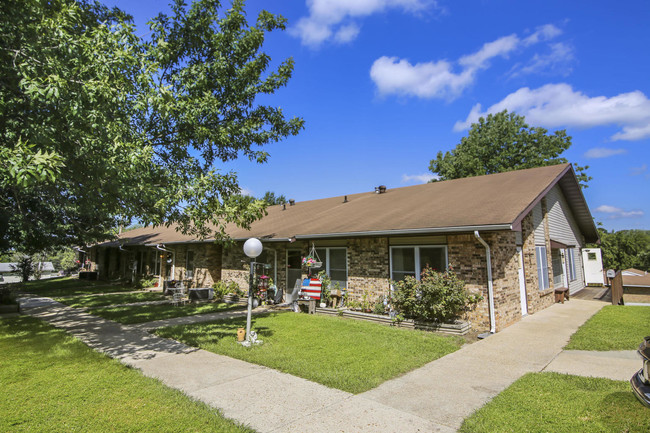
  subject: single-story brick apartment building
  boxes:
[88,163,599,332]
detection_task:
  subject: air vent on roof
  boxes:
[374,185,387,194]
[289,199,295,206]
[343,195,348,203]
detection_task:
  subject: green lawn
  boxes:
[459,372,649,433]
[55,292,167,308]
[155,312,463,393]
[566,305,650,351]
[17,276,135,297]
[0,316,253,433]
[88,302,245,324]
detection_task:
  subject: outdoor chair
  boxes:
[171,290,188,306]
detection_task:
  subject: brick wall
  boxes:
[347,237,391,302]
[448,232,522,332]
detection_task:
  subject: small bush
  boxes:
[133,276,157,290]
[212,281,230,300]
[391,267,480,323]
[0,286,17,305]
[372,301,386,315]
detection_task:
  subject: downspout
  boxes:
[474,231,496,334]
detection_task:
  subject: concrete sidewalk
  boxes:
[362,299,605,430]
[18,297,616,432]
[544,349,640,381]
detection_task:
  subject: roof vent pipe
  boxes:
[375,185,387,194]
[474,231,496,335]
[343,195,348,203]
[289,199,295,206]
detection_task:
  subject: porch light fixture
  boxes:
[242,238,263,346]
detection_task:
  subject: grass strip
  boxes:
[566,305,650,351]
[55,292,167,308]
[89,302,245,324]
[17,277,135,297]
[459,372,649,433]
[155,312,463,394]
[0,316,253,433]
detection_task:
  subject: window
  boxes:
[185,251,194,279]
[315,248,347,288]
[535,246,550,290]
[567,248,576,281]
[390,246,447,282]
[588,252,597,261]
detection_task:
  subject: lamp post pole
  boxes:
[243,238,263,342]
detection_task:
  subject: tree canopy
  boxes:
[597,229,650,271]
[429,110,590,187]
[0,0,303,253]
[261,191,287,205]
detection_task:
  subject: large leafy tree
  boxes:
[597,229,650,271]
[0,0,303,253]
[429,110,590,187]
[260,191,287,205]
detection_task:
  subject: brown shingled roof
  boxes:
[105,163,598,246]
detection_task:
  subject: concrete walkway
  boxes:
[544,349,640,381]
[17,297,621,432]
[361,299,605,430]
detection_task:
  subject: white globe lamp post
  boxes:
[243,238,263,343]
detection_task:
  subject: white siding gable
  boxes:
[547,185,585,293]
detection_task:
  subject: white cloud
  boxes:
[458,35,520,69]
[584,147,627,159]
[511,42,574,77]
[291,0,434,48]
[454,83,650,141]
[630,164,647,176]
[402,173,438,183]
[333,23,360,43]
[370,24,562,100]
[595,205,644,219]
[522,23,563,46]
[240,187,254,197]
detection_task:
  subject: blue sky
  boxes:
[105,0,649,232]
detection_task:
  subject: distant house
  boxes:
[0,262,56,276]
[620,269,650,304]
[88,163,599,332]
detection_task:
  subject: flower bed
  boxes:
[314,307,470,335]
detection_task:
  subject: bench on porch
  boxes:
[555,286,570,303]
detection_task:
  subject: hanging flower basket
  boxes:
[302,257,322,268]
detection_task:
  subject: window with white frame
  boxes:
[535,246,550,290]
[390,246,447,282]
[567,248,576,281]
[314,247,347,288]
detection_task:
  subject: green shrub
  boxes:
[372,301,386,315]
[0,286,17,305]
[227,281,244,297]
[391,267,480,323]
[133,276,157,290]
[212,281,230,299]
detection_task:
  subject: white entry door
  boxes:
[517,247,528,316]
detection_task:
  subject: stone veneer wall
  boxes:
[169,243,222,288]
[219,243,249,291]
[346,237,391,302]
